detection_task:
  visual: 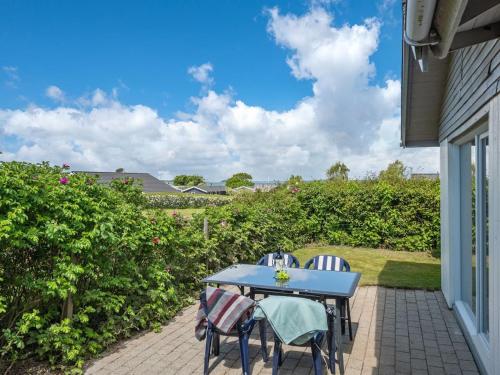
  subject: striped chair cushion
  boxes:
[260,253,296,267]
[308,255,350,272]
[264,254,292,267]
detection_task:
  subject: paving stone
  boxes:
[83,287,479,375]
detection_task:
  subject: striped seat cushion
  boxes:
[311,255,348,271]
[262,253,293,267]
[195,287,255,340]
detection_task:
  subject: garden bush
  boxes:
[145,192,231,209]
[197,179,440,255]
[0,162,204,373]
[295,180,440,251]
[190,189,315,270]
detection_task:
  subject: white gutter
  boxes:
[404,0,438,45]
[403,0,469,61]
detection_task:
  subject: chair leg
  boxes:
[212,332,220,356]
[311,338,323,375]
[328,310,336,374]
[341,300,346,335]
[346,299,353,341]
[258,319,269,362]
[239,333,250,375]
[204,329,213,375]
[272,339,282,375]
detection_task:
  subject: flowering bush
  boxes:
[145,192,231,209]
[0,162,203,372]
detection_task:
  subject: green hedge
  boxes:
[193,179,440,266]
[145,192,231,209]
[295,180,440,251]
[0,162,206,373]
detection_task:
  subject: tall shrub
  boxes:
[0,162,196,371]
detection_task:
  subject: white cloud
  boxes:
[46,85,65,102]
[2,66,20,88]
[188,63,214,86]
[0,6,438,180]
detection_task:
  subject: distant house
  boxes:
[231,186,255,193]
[410,173,439,180]
[253,181,281,191]
[74,171,179,193]
[182,185,227,195]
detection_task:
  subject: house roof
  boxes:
[182,185,227,193]
[74,171,179,193]
[401,0,500,147]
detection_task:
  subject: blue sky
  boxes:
[0,0,438,180]
[1,0,401,115]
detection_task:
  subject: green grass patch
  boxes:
[144,208,205,218]
[144,191,232,200]
[293,245,441,290]
[166,208,205,218]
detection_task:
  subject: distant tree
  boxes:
[115,168,124,173]
[225,172,254,188]
[326,162,349,181]
[379,160,408,182]
[287,175,303,185]
[173,175,205,186]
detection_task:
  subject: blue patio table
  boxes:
[202,264,361,375]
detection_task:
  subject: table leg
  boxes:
[336,299,344,375]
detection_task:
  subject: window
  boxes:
[458,129,490,339]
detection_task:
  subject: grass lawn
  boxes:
[165,208,205,218]
[293,246,441,290]
[143,208,205,218]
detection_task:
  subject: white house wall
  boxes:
[440,94,500,374]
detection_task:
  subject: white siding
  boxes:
[439,40,500,140]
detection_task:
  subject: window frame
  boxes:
[455,123,490,344]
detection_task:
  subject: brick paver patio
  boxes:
[85,286,479,375]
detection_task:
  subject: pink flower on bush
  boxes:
[290,187,300,194]
[59,177,69,185]
[220,220,228,228]
[152,237,160,245]
[171,210,178,217]
[62,163,70,169]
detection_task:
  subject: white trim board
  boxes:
[488,95,500,375]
